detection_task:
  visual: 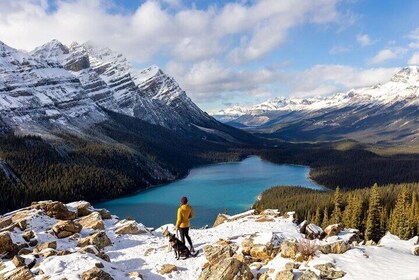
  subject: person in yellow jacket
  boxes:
[176,196,195,253]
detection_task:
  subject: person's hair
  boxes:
[181,196,188,205]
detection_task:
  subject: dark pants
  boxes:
[178,227,193,247]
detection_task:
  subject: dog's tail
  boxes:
[190,251,199,257]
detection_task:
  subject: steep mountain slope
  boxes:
[30,40,217,131]
[0,40,260,212]
[214,67,419,144]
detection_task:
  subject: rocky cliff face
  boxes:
[29,40,216,133]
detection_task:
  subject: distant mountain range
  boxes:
[213,66,419,144]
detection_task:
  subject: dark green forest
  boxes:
[258,141,419,189]
[254,184,419,241]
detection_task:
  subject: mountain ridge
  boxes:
[213,66,419,144]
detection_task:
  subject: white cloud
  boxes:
[356,33,375,46]
[0,0,343,64]
[408,52,419,65]
[329,45,351,54]
[291,65,399,97]
[368,48,407,64]
[165,59,285,102]
[407,27,419,49]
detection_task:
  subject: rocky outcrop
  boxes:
[199,257,253,280]
[275,269,294,280]
[281,240,297,259]
[298,270,319,280]
[114,220,147,235]
[0,232,16,257]
[1,266,35,280]
[314,263,346,279]
[319,240,350,254]
[81,267,113,280]
[412,245,419,256]
[305,224,323,240]
[324,224,344,237]
[203,245,234,265]
[31,201,76,220]
[52,220,82,238]
[77,212,105,230]
[78,231,112,250]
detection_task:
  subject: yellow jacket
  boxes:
[176,204,194,228]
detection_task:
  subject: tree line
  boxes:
[254,183,419,241]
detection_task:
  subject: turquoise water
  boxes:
[94,156,324,228]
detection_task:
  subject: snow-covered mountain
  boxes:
[0,201,418,279]
[213,66,419,144]
[0,39,218,138]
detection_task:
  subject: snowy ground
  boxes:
[0,203,418,280]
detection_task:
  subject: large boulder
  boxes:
[297,270,319,280]
[280,240,297,259]
[0,216,12,229]
[78,231,112,250]
[82,267,113,280]
[203,245,234,266]
[1,266,35,280]
[324,224,344,237]
[31,201,76,220]
[74,201,93,217]
[319,240,350,254]
[199,257,253,280]
[275,270,294,280]
[34,241,57,253]
[78,212,105,230]
[241,237,254,255]
[52,220,82,238]
[213,214,229,227]
[314,263,346,279]
[305,224,323,240]
[250,243,276,262]
[0,232,16,256]
[114,220,147,235]
[98,209,112,220]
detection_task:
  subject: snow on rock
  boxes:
[0,201,418,280]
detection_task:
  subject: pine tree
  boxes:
[350,194,363,230]
[409,191,418,237]
[306,209,312,223]
[365,183,381,242]
[342,194,354,227]
[331,186,343,224]
[389,188,410,239]
[321,207,330,228]
[314,207,322,226]
[379,207,388,237]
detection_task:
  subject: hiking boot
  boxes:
[189,246,195,253]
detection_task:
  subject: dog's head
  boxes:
[162,226,175,239]
[169,234,178,246]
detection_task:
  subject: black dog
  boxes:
[169,234,198,260]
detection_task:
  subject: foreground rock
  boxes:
[78,212,105,230]
[158,264,177,275]
[52,220,82,238]
[319,240,351,254]
[1,266,35,280]
[78,231,112,250]
[31,201,76,220]
[82,267,113,280]
[114,220,147,235]
[0,232,16,257]
[199,257,253,280]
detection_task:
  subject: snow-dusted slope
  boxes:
[31,40,215,130]
[0,201,418,280]
[214,67,419,144]
[0,39,219,139]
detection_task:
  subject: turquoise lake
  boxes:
[94,156,325,228]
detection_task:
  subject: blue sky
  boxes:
[0,0,418,112]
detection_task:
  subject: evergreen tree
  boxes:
[379,207,388,237]
[389,188,411,239]
[342,194,354,227]
[365,183,381,242]
[321,207,330,228]
[331,186,343,224]
[350,194,363,230]
[314,207,322,226]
